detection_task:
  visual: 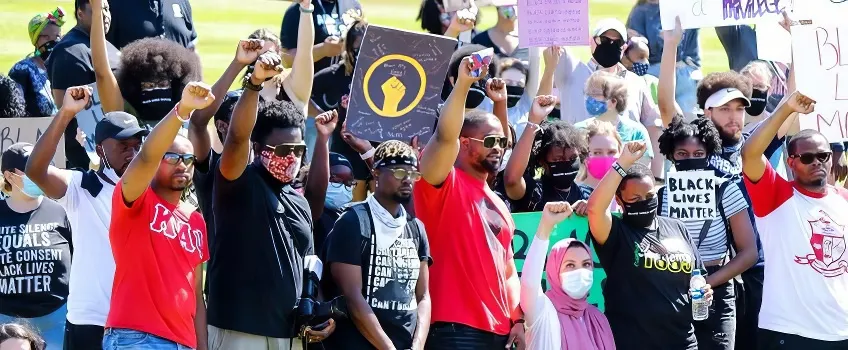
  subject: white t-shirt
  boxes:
[744,164,848,341]
[57,169,118,326]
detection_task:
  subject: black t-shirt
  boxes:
[281,0,346,73]
[510,174,593,213]
[0,199,72,318]
[592,216,700,350]
[106,0,198,50]
[45,27,120,169]
[323,203,431,350]
[194,150,220,295]
[207,163,314,338]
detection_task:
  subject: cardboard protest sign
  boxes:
[793,21,848,142]
[660,0,790,30]
[347,26,457,143]
[512,213,607,310]
[73,83,105,164]
[667,171,718,221]
[518,0,589,47]
[0,118,66,167]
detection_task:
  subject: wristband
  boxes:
[242,74,263,91]
[360,148,376,160]
[299,4,314,13]
[612,162,629,177]
[173,103,191,123]
[525,122,542,133]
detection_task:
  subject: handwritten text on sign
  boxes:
[659,0,788,30]
[518,0,589,48]
[793,23,848,142]
[667,171,718,221]
[0,118,65,168]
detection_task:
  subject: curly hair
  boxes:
[0,74,26,118]
[116,38,202,109]
[251,99,305,144]
[657,116,722,161]
[0,322,45,350]
[531,121,588,167]
[374,140,416,165]
[696,71,753,110]
[617,163,654,195]
[585,71,628,114]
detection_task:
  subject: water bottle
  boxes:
[690,270,709,321]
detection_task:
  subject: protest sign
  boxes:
[659,0,789,30]
[517,0,589,48]
[793,21,848,142]
[792,0,842,23]
[476,0,517,6]
[347,26,456,143]
[512,213,606,310]
[73,83,105,164]
[667,170,718,221]
[0,118,65,167]
[756,20,792,63]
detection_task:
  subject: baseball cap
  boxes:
[94,111,150,144]
[1,143,34,173]
[215,90,243,123]
[593,18,628,42]
[329,152,352,169]
[704,88,751,109]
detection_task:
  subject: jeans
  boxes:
[695,267,736,350]
[736,266,765,350]
[648,62,701,121]
[102,328,192,350]
[425,322,509,350]
[0,303,67,349]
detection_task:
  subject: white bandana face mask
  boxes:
[560,268,593,299]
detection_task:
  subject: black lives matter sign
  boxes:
[667,170,718,221]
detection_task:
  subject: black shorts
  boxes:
[63,320,104,350]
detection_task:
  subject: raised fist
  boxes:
[62,85,93,115]
[252,51,284,82]
[179,82,216,114]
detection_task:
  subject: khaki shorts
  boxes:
[208,325,303,350]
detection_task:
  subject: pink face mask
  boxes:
[586,156,618,179]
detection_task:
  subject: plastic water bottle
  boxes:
[690,270,709,321]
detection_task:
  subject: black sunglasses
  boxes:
[595,36,625,47]
[790,152,832,165]
[163,152,197,166]
[385,168,422,182]
[467,135,508,149]
[266,143,306,158]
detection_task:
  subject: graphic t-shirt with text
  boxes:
[0,199,71,318]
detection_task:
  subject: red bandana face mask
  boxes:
[260,149,301,184]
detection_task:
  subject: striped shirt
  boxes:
[659,179,749,262]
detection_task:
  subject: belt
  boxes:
[704,258,725,267]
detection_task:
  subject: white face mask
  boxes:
[498,149,512,173]
[560,268,593,299]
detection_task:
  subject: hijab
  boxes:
[544,239,616,350]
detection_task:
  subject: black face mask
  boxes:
[467,87,486,109]
[674,157,709,172]
[592,41,623,68]
[746,89,769,116]
[38,40,58,60]
[545,158,580,189]
[620,196,658,228]
[136,87,176,121]
[506,85,525,108]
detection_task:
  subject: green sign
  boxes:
[511,213,607,311]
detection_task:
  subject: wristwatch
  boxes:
[242,74,263,91]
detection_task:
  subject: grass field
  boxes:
[0,0,730,84]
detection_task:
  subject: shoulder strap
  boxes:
[657,186,665,215]
[351,203,373,257]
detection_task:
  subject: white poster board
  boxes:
[667,170,718,221]
[518,0,590,48]
[73,83,105,164]
[0,118,66,167]
[793,21,848,142]
[660,0,790,30]
[477,0,517,6]
[756,19,792,63]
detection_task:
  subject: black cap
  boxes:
[329,152,352,169]
[214,90,243,123]
[1,142,34,173]
[94,111,149,144]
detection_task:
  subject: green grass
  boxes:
[0,0,729,84]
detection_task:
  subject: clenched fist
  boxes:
[178,82,216,116]
[252,51,284,83]
[61,86,93,115]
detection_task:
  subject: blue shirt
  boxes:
[627,4,701,67]
[8,58,56,118]
[575,116,655,158]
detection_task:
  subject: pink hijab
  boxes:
[544,239,616,350]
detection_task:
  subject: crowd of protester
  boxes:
[1,0,847,349]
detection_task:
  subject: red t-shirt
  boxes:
[107,183,208,348]
[413,167,519,335]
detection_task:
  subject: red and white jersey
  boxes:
[744,164,848,341]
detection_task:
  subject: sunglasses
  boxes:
[384,168,422,182]
[595,36,625,47]
[790,152,832,165]
[266,143,306,158]
[162,152,197,166]
[467,135,508,149]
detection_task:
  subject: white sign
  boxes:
[793,22,848,142]
[792,0,843,24]
[660,0,790,30]
[477,0,517,6]
[667,171,718,221]
[756,19,792,63]
[74,83,105,164]
[0,117,66,168]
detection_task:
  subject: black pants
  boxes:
[425,322,509,350]
[735,266,764,350]
[694,268,736,350]
[758,329,848,349]
[63,320,104,350]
